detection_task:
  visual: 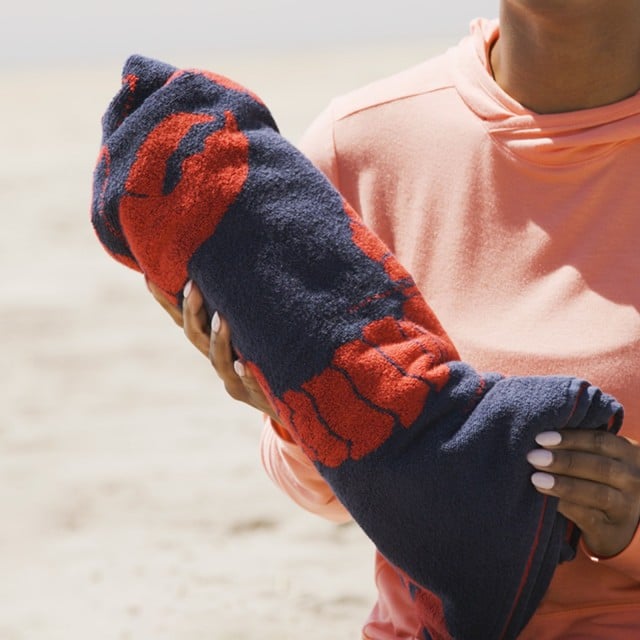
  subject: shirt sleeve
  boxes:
[296,101,340,185]
[260,416,352,524]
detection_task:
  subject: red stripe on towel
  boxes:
[499,495,549,639]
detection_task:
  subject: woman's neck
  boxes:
[491,1,640,114]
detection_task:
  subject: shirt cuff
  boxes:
[260,416,352,524]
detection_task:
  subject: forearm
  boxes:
[186,117,621,637]
[93,56,624,640]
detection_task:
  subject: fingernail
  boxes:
[531,472,555,490]
[535,431,562,447]
[211,312,220,334]
[527,449,553,467]
[183,280,193,299]
[233,360,245,378]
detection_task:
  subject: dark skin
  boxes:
[146,0,640,563]
[147,281,277,422]
[491,0,640,113]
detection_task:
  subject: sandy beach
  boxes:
[0,41,451,639]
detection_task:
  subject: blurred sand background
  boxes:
[0,2,497,637]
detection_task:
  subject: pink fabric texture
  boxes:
[261,18,640,639]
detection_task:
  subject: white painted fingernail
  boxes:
[183,280,193,299]
[233,360,245,378]
[535,431,562,447]
[527,449,553,467]
[531,472,555,490]
[211,312,220,334]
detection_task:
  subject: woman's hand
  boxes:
[147,280,277,421]
[527,429,640,558]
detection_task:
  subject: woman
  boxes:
[153,1,640,637]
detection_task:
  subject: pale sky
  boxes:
[1,1,499,67]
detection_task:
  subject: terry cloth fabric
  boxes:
[91,55,624,640]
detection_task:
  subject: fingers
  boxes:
[528,430,640,491]
[150,278,276,421]
[182,281,210,356]
[147,279,183,326]
[528,465,631,558]
[528,448,632,492]
[182,282,277,420]
[210,312,237,384]
[527,429,640,558]
[538,428,632,461]
[209,312,277,420]
[531,471,625,516]
[180,281,245,388]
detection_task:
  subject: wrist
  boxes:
[580,521,640,563]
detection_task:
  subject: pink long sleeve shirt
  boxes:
[260,18,640,639]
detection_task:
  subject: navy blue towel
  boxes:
[91,55,623,640]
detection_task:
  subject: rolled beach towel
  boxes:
[91,55,623,640]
